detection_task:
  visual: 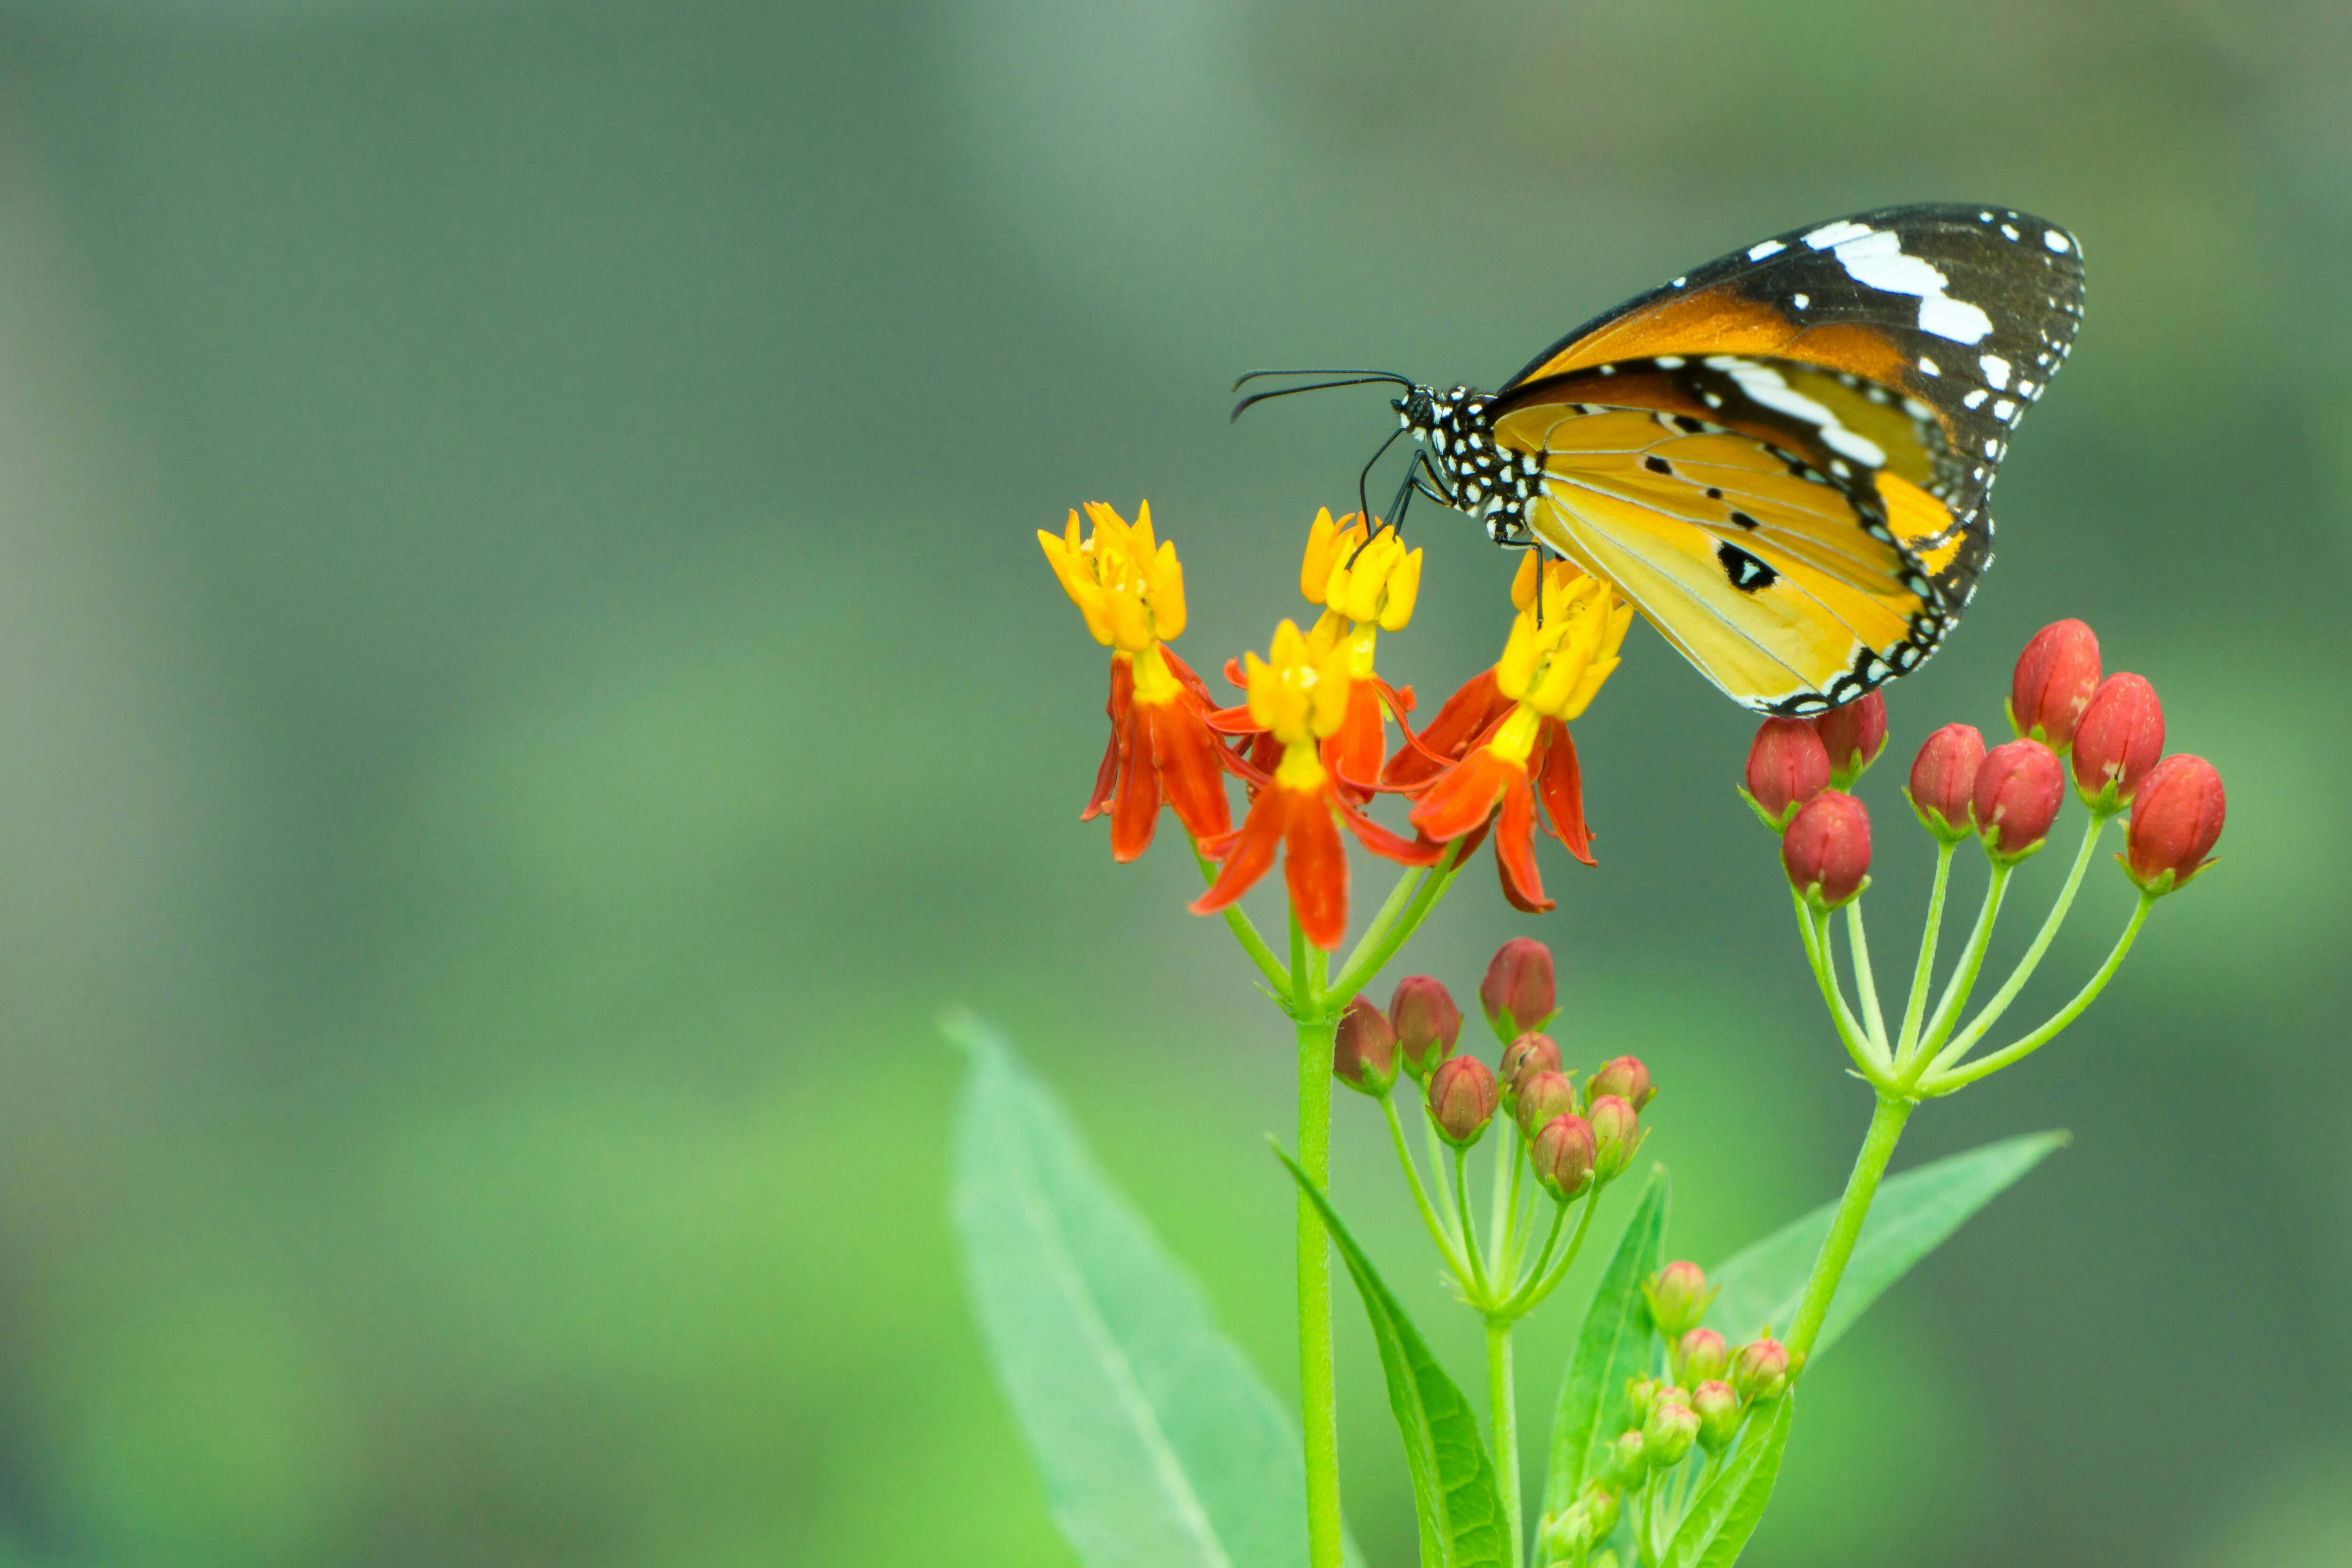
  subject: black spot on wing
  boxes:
[1717,541,1778,593]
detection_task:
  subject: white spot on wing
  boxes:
[1703,355,1887,467]
[2043,230,2072,253]
[1747,239,1788,262]
[1816,226,1996,344]
[1918,356,1940,376]
[1979,354,2011,390]
[1994,398,2018,421]
[1919,294,1994,344]
[1963,389,1987,409]
[1804,220,1875,249]
[1792,293,1809,309]
[1654,355,1685,368]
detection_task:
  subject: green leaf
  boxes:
[1543,1167,1669,1520]
[949,1014,1317,1568]
[1277,1149,1508,1568]
[1658,1394,1796,1568]
[1705,1131,2066,1354]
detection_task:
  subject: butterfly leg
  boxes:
[1349,459,1424,568]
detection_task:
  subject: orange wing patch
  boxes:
[1879,472,1963,575]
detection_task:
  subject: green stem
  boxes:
[1500,1148,1527,1280]
[1488,1122,1517,1281]
[1327,841,1467,1002]
[1383,1093,1469,1274]
[1893,841,1957,1069]
[1915,862,2012,1060]
[1334,864,1428,987]
[1792,887,1885,1081]
[1487,1318,1523,1568]
[1454,1147,1494,1304]
[1295,1007,1343,1568]
[1786,1094,1913,1359]
[1514,1199,1571,1301]
[1502,1187,1602,1315]
[1193,847,1291,996]
[1928,811,2108,1073]
[1844,899,1890,1057]
[1922,892,2154,1094]
[1635,1471,1661,1568]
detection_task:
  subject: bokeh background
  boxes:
[0,0,2341,1563]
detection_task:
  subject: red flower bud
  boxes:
[1428,1055,1499,1147]
[1906,722,1984,842]
[1743,717,1832,829]
[1972,738,2065,862]
[1642,1261,1717,1340]
[2124,754,2225,894]
[1388,975,1462,1081]
[1585,1054,1654,1112]
[1733,1337,1791,1403]
[1674,1327,1730,1388]
[1587,1095,1642,1183]
[1480,939,1557,1041]
[1691,1380,1742,1453]
[1515,1068,1579,1130]
[1500,1032,1564,1094]
[1780,790,1871,907]
[1529,1112,1597,1200]
[1332,995,1399,1097]
[2010,618,2101,748]
[2069,673,2164,811]
[1812,691,1887,788]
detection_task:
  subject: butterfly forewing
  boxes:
[1470,203,2082,713]
[1502,203,2082,527]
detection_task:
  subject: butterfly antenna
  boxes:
[1230,370,1414,423]
[1232,368,1414,392]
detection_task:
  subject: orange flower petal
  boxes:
[1334,789,1443,867]
[1191,788,1290,914]
[1324,680,1389,800]
[1147,695,1233,842]
[1493,777,1555,913]
[1408,747,1520,843]
[1385,668,1510,788]
[1285,792,1350,950]
[1109,713,1160,862]
[1534,718,1597,867]
[1082,657,1135,822]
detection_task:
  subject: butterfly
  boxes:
[1237,204,2086,716]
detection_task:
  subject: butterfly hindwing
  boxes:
[1492,396,1939,714]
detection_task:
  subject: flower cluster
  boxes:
[1044,502,1631,950]
[1334,938,1655,1317]
[1743,619,2226,1098]
[1541,1260,1792,1567]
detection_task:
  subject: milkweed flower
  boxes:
[1190,620,1438,949]
[1402,557,1633,912]
[1297,509,1422,799]
[1040,501,1233,861]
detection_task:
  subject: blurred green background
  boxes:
[0,0,2340,1563]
